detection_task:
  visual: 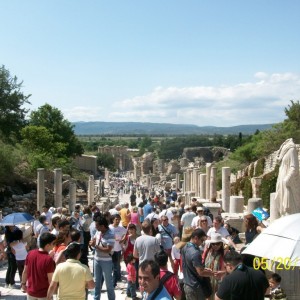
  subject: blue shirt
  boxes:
[158,223,178,250]
[143,203,153,219]
[143,285,172,300]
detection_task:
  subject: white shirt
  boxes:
[207,226,230,238]
[191,215,212,228]
[144,212,159,221]
[171,244,181,260]
[41,210,52,229]
[109,225,127,252]
[11,241,28,260]
[181,211,196,229]
[159,209,174,224]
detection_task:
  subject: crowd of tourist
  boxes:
[0,181,287,300]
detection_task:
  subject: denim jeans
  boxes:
[94,259,115,300]
[127,281,137,298]
[112,250,121,286]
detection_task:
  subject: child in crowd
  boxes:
[171,236,181,276]
[126,254,138,300]
[266,273,286,300]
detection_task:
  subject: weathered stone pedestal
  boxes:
[222,212,245,232]
[247,197,262,213]
[229,196,244,213]
[203,203,221,218]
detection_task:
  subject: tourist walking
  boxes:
[181,228,214,300]
[215,250,269,300]
[202,233,227,299]
[133,219,160,263]
[139,260,172,300]
[9,230,28,284]
[4,225,23,288]
[126,254,138,300]
[47,242,95,300]
[109,214,127,288]
[154,250,182,300]
[21,232,56,299]
[89,215,115,300]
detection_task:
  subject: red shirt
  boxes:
[25,249,55,298]
[160,269,182,298]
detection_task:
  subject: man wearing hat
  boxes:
[181,228,214,300]
[180,205,196,232]
[191,207,212,228]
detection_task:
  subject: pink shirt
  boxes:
[126,263,136,282]
[130,212,139,225]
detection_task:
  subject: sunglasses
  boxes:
[162,219,168,221]
[211,242,222,246]
[200,220,207,223]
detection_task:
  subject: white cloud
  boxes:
[65,72,300,126]
[63,106,104,122]
[109,72,300,126]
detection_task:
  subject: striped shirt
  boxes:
[94,228,115,261]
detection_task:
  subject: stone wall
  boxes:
[98,145,132,171]
[74,155,97,175]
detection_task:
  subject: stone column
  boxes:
[183,172,187,193]
[210,166,217,200]
[69,179,76,214]
[37,168,45,212]
[222,167,231,212]
[54,168,62,208]
[146,175,150,189]
[200,174,206,199]
[270,192,280,222]
[247,198,262,213]
[88,175,94,205]
[196,170,201,196]
[251,177,262,198]
[105,168,109,188]
[186,169,192,191]
[229,196,244,213]
[193,169,199,195]
[206,163,212,199]
[175,173,180,190]
[97,179,101,196]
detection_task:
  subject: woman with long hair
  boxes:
[244,214,259,244]
[4,225,23,288]
[50,230,71,264]
[203,233,227,299]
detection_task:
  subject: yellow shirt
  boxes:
[120,208,131,227]
[52,259,93,300]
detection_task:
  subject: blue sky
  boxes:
[1,1,300,127]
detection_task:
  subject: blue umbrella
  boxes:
[0,212,35,226]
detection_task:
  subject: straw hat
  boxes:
[175,227,194,249]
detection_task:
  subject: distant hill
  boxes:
[72,121,274,135]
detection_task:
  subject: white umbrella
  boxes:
[242,213,300,266]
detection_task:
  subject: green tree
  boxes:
[96,153,116,171]
[20,125,72,172]
[0,65,31,141]
[0,139,21,184]
[28,104,83,157]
